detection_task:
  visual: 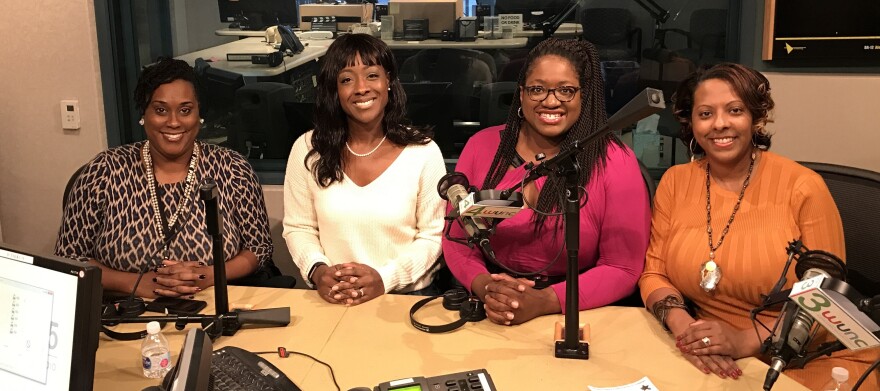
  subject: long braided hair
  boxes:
[481,38,622,229]
[307,34,432,187]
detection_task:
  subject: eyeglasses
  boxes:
[523,85,580,102]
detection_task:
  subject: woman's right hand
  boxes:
[667,311,741,379]
[311,264,345,304]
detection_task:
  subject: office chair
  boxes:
[655,8,728,65]
[193,59,245,137]
[401,82,455,155]
[231,82,300,159]
[400,49,495,123]
[63,164,88,209]
[608,157,654,308]
[580,8,642,62]
[799,162,880,297]
[478,82,518,128]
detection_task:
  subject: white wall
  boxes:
[766,73,880,172]
[0,1,107,252]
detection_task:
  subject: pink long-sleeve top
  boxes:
[442,125,651,312]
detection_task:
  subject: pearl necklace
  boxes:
[142,140,200,259]
[345,135,387,157]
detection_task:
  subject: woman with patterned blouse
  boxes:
[55,58,273,298]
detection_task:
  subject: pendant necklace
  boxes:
[700,150,756,293]
[142,141,200,260]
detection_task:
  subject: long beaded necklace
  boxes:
[345,134,387,157]
[700,150,756,293]
[142,140,200,260]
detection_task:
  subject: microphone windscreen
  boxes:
[795,250,846,281]
[437,172,469,200]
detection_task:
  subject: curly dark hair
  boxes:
[307,34,432,187]
[133,57,202,116]
[672,62,774,156]
[482,38,622,229]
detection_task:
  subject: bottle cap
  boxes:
[146,321,161,335]
[832,367,849,382]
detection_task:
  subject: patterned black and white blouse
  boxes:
[55,141,273,272]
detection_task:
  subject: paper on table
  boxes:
[587,376,660,391]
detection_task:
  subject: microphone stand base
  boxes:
[554,321,590,359]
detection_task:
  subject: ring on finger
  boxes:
[701,336,711,347]
[358,287,365,297]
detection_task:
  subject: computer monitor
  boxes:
[160,328,212,391]
[390,0,461,38]
[0,243,102,390]
[493,0,575,28]
[217,0,299,30]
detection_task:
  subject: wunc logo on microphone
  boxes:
[789,275,880,350]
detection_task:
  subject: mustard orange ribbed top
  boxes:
[640,151,878,390]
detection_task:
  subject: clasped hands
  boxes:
[670,318,762,380]
[474,273,559,326]
[313,263,385,306]
[145,260,213,298]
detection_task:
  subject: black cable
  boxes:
[852,356,880,391]
[254,349,340,391]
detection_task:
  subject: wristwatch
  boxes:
[307,262,328,285]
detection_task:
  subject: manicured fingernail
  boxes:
[504,321,511,325]
[334,294,342,300]
[153,290,159,295]
[506,312,514,320]
[511,301,519,308]
[195,287,202,292]
[198,274,206,279]
[703,368,710,374]
[335,271,342,276]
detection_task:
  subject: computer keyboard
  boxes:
[209,346,301,391]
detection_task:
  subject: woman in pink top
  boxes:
[442,39,651,326]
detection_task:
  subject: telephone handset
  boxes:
[278,25,305,54]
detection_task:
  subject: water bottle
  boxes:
[141,321,173,378]
[821,367,852,391]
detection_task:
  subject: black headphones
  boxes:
[249,51,284,67]
[101,297,159,341]
[409,287,486,333]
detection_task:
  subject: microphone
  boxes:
[438,172,497,262]
[763,251,848,390]
[764,268,831,390]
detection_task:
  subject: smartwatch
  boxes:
[307,262,328,285]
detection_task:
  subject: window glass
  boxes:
[98,0,740,183]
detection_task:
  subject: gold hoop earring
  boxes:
[689,138,698,163]
[517,107,523,119]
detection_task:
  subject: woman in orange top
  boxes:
[639,63,878,389]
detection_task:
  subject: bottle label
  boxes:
[142,352,171,369]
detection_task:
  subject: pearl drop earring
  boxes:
[199,118,205,124]
[138,118,145,126]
